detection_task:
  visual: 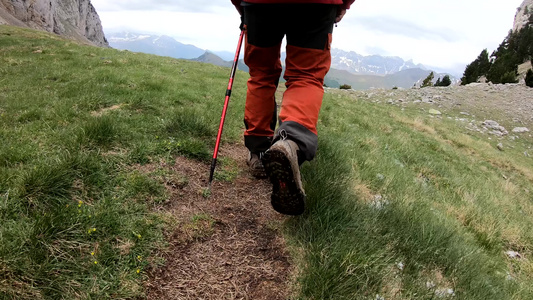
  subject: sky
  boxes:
[91,0,524,76]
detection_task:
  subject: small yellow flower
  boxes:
[66,204,69,208]
[136,269,140,274]
[78,200,83,207]
[91,251,95,256]
[137,234,142,239]
[137,255,142,261]
[94,261,98,265]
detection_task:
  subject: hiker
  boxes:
[231,0,355,215]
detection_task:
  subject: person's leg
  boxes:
[262,4,337,215]
[242,4,285,155]
[276,4,337,164]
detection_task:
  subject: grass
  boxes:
[288,91,533,299]
[2,25,533,299]
[0,25,246,299]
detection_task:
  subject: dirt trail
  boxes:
[145,144,292,300]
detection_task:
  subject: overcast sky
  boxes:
[91,0,524,76]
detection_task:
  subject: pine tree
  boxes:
[421,72,434,88]
[434,75,452,87]
[461,49,490,85]
[487,40,519,84]
[438,75,452,87]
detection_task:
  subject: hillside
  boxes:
[2,26,533,299]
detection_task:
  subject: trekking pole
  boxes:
[208,27,245,187]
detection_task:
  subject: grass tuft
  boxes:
[165,108,215,138]
[16,156,75,207]
[79,115,119,147]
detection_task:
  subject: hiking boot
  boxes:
[262,139,305,215]
[247,152,267,179]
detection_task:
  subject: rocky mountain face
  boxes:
[513,0,533,32]
[0,0,108,47]
[331,49,427,75]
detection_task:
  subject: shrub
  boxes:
[526,69,533,87]
[339,84,352,90]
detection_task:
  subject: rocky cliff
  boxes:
[0,0,108,47]
[513,0,533,32]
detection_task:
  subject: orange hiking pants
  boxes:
[242,3,337,163]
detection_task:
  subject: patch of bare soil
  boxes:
[145,144,292,300]
[90,104,122,116]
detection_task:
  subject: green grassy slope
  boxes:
[1,25,533,299]
[291,93,533,299]
[0,25,247,299]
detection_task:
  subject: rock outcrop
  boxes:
[0,0,108,47]
[513,0,533,32]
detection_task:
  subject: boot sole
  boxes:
[262,149,305,215]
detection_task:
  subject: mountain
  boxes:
[104,31,448,90]
[0,0,108,47]
[212,50,238,61]
[330,49,427,75]
[324,68,443,89]
[107,32,205,59]
[193,51,233,67]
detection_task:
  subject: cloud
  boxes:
[92,0,230,13]
[354,16,459,43]
[363,45,392,57]
[97,9,241,53]
[92,0,523,75]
